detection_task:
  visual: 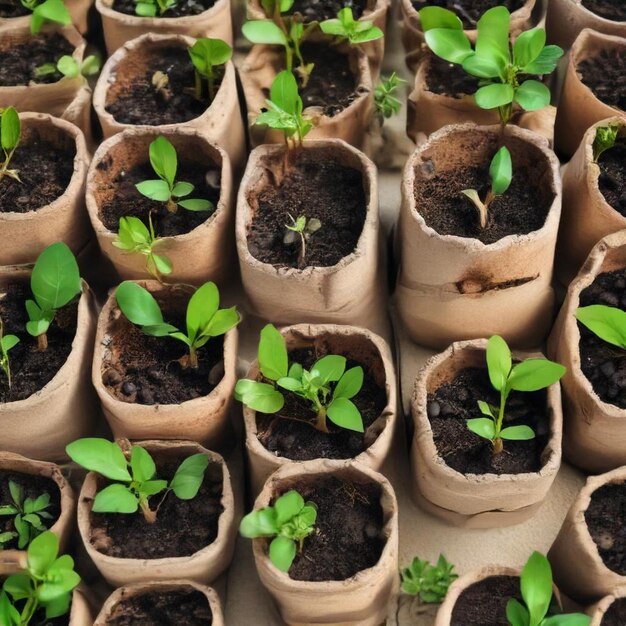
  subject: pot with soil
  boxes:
[588,590,626,626]
[76,440,236,587]
[86,127,235,286]
[396,123,562,349]
[554,29,626,159]
[0,0,93,35]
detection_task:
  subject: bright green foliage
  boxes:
[115,281,239,369]
[134,0,176,17]
[592,124,619,163]
[320,7,383,44]
[506,552,590,626]
[25,243,81,352]
[235,324,365,433]
[0,531,80,626]
[419,6,563,125]
[284,213,321,266]
[467,335,565,454]
[21,0,70,34]
[374,72,406,123]
[400,554,458,604]
[0,107,21,184]
[0,316,19,390]
[577,305,626,350]
[188,38,232,101]
[66,438,208,524]
[34,55,101,81]
[239,490,317,572]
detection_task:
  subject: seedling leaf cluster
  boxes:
[21,0,70,34]
[188,38,232,101]
[576,305,626,350]
[35,55,101,81]
[319,7,383,44]
[592,124,619,163]
[0,107,21,184]
[400,554,458,604]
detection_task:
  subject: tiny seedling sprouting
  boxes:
[0,316,19,389]
[592,124,620,163]
[0,107,21,184]
[284,213,321,267]
[576,304,626,351]
[374,72,406,124]
[400,554,458,604]
[134,0,175,17]
[320,7,383,45]
[34,55,101,81]
[239,490,317,572]
[468,335,565,455]
[188,38,232,101]
[115,281,240,369]
[20,0,70,34]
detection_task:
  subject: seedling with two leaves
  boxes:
[320,7,383,45]
[0,482,53,550]
[134,0,175,17]
[576,304,626,352]
[592,124,620,163]
[284,213,321,267]
[0,316,19,390]
[34,55,101,82]
[374,72,406,123]
[400,554,458,604]
[0,107,21,184]
[20,0,70,34]
[188,38,232,101]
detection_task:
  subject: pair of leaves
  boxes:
[27,0,70,34]
[188,38,232,79]
[0,482,53,550]
[576,305,626,350]
[0,316,18,389]
[400,554,458,604]
[320,7,383,43]
[35,55,101,81]
[374,72,406,121]
[135,0,177,17]
[592,124,620,163]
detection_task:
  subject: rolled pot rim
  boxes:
[562,0,626,26]
[95,0,229,25]
[589,587,626,624]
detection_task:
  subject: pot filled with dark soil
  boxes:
[0,0,93,34]
[588,590,626,626]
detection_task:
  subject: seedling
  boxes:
[419,6,563,126]
[592,124,619,163]
[113,216,173,283]
[0,482,54,550]
[135,0,176,16]
[506,552,590,626]
[34,55,101,81]
[284,213,321,267]
[188,38,232,101]
[374,73,406,123]
[66,438,208,525]
[400,554,458,604]
[25,242,81,352]
[576,305,626,350]
[0,531,80,626]
[20,0,70,34]
[0,107,21,184]
[135,136,212,214]
[468,335,565,454]
[461,146,512,228]
[320,7,383,45]
[115,281,239,369]
[0,316,19,390]
[235,324,365,433]
[239,490,317,572]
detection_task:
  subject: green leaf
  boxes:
[513,28,546,68]
[506,598,530,626]
[30,0,70,34]
[514,79,551,111]
[524,44,563,75]
[0,107,20,152]
[542,615,592,626]
[171,181,194,198]
[80,54,101,77]
[188,37,232,77]
[151,254,173,276]
[0,590,20,625]
[419,6,463,31]
[467,418,496,440]
[27,531,58,576]
[130,446,156,483]
[142,323,179,337]
[186,281,220,345]
[270,70,300,115]
[592,125,619,163]
[508,359,565,392]
[258,324,288,381]
[276,376,303,392]
[576,305,626,349]
[462,53,503,79]
[92,484,139,514]
[490,146,512,196]
[424,29,473,64]
[500,425,536,440]
[135,2,156,16]
[140,479,168,496]
[312,355,346,384]
[486,335,512,392]
[136,179,172,202]
[115,216,151,248]
[116,281,165,328]
[9,481,22,508]
[242,20,288,46]
[170,453,208,500]
[269,535,296,572]
[0,334,19,352]
[477,400,494,417]
[3,573,31,600]
[475,83,515,109]
[239,507,278,537]
[333,366,364,400]
[274,490,304,526]
[65,438,132,482]
[56,55,79,78]
[327,397,364,432]
[520,551,553,625]
[178,198,212,211]
[31,242,81,313]
[475,6,510,65]
[26,317,51,338]
[235,379,284,413]
[202,306,240,338]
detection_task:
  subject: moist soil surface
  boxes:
[425,54,479,97]
[247,149,366,268]
[450,576,522,626]
[597,138,626,217]
[603,598,626,626]
[90,459,223,559]
[257,347,387,461]
[411,0,525,28]
[0,34,73,86]
[585,482,626,575]
[113,0,216,17]
[427,367,550,475]
[105,47,218,125]
[284,476,385,581]
[108,589,213,626]
[288,0,368,21]
[582,0,626,22]
[578,48,626,111]
[0,0,29,17]
[0,283,78,403]
[0,470,61,550]
[97,156,221,236]
[578,268,626,409]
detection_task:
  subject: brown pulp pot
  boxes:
[554,29,626,159]
[555,117,626,285]
[76,440,236,587]
[92,33,245,169]
[242,323,398,496]
[548,230,626,474]
[396,123,562,350]
[0,113,90,267]
[410,339,563,529]
[0,0,93,34]
[251,460,399,626]
[588,590,626,625]
[85,127,235,286]
[69,587,94,625]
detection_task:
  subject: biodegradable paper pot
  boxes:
[549,467,626,602]
[242,323,397,496]
[588,590,626,625]
[555,117,626,285]
[92,280,238,447]
[85,127,235,286]
[69,587,94,626]
[396,123,562,350]
[251,460,399,626]
[77,440,236,587]
[554,29,626,159]
[0,0,93,34]
[237,140,387,330]
[93,580,224,625]
[93,33,245,169]
[410,339,563,529]
[0,113,90,267]
[549,230,626,473]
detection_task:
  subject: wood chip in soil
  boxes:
[451,576,522,626]
[410,0,525,28]
[288,0,368,22]
[578,47,626,110]
[597,138,626,218]
[582,0,626,22]
[112,0,216,17]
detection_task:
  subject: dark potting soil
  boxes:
[112,0,216,17]
[582,0,626,22]
[427,367,550,475]
[0,470,61,550]
[450,576,522,626]
[425,54,480,98]
[578,48,626,111]
[0,33,73,86]
[585,483,626,575]
[257,347,387,461]
[578,268,626,409]
[0,283,78,403]
[285,476,385,581]
[597,138,626,217]
[602,598,626,626]
[105,47,218,126]
[411,0,525,28]
[288,0,368,21]
[90,460,223,559]
[97,156,221,236]
[107,589,213,626]
[0,0,29,17]
[247,149,366,268]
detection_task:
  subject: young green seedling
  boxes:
[66,438,208,525]
[468,335,565,455]
[0,316,19,390]
[506,552,590,626]
[374,72,406,123]
[400,554,458,604]
[284,213,321,267]
[576,304,626,350]
[461,146,512,228]
[419,6,563,126]
[0,107,21,184]
[235,324,365,433]
[34,55,101,81]
[188,38,232,101]
[25,242,81,352]
[239,490,317,572]
[135,136,212,214]
[592,124,619,163]
[20,0,70,34]
[134,0,176,17]
[320,7,383,44]
[115,281,239,369]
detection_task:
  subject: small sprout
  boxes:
[461,146,512,229]
[35,55,101,81]
[592,124,619,163]
[151,70,171,98]
[576,304,626,350]
[374,72,406,123]
[400,554,458,604]
[235,324,365,434]
[25,242,81,352]
[20,0,71,35]
[188,38,232,101]
[115,281,240,369]
[467,335,565,455]
[239,490,317,572]
[284,213,321,267]
[134,0,176,16]
[0,106,21,184]
[320,7,384,44]
[0,316,19,390]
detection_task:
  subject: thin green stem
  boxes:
[493,389,508,455]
